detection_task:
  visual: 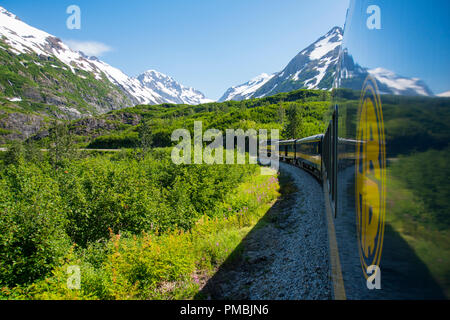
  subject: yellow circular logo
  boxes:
[355,76,386,279]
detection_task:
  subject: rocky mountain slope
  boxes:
[0,6,210,142]
[136,70,212,105]
[219,73,275,102]
[0,6,210,116]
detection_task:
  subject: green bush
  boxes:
[0,146,260,291]
[88,131,138,149]
[0,162,71,287]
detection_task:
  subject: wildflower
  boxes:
[193,274,200,284]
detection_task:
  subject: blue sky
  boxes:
[1,0,349,99]
[343,0,450,95]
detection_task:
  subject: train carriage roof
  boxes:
[277,139,297,145]
[295,134,324,144]
[276,134,324,145]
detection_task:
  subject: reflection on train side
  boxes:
[329,0,450,300]
[264,0,449,299]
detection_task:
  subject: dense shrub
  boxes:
[88,131,138,149]
[0,148,259,289]
[0,171,280,300]
[0,163,71,287]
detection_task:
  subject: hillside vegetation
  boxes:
[0,40,132,116]
[0,39,135,144]
[0,88,331,299]
[0,143,283,299]
[52,89,332,149]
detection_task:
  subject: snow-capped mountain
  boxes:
[367,68,433,96]
[219,27,343,102]
[0,6,210,111]
[437,91,450,97]
[338,50,433,97]
[136,70,212,105]
[221,26,434,101]
[219,73,275,102]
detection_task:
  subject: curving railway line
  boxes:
[259,0,450,299]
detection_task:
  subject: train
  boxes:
[270,135,323,180]
[260,0,450,300]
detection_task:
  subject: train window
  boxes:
[297,141,320,156]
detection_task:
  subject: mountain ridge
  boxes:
[136,70,213,105]
[0,5,211,115]
[219,26,343,102]
[220,26,434,101]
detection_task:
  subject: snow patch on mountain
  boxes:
[307,30,342,60]
[5,97,22,102]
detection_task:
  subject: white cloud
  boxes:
[64,40,112,57]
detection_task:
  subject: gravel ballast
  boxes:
[200,162,332,300]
